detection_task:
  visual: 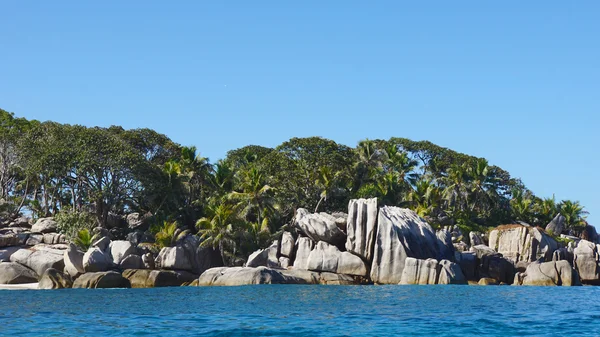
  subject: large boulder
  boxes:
[123,269,198,288]
[488,225,558,264]
[294,208,346,247]
[83,247,113,272]
[126,212,150,231]
[246,241,279,268]
[63,243,85,278]
[0,246,20,262]
[280,232,295,258]
[177,235,224,275]
[399,258,439,285]
[438,259,467,285]
[31,217,57,233]
[25,233,44,246]
[345,198,378,263]
[72,271,131,289]
[42,233,66,245]
[580,224,598,243]
[0,262,38,284]
[155,246,192,271]
[307,241,367,276]
[92,236,111,252]
[573,240,600,284]
[545,214,566,235]
[120,254,144,270]
[515,260,580,286]
[199,266,314,286]
[455,251,477,280]
[293,237,314,270]
[0,234,20,248]
[38,268,73,289]
[370,207,453,284]
[108,240,136,265]
[10,248,64,276]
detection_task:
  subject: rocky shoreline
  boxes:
[1,198,598,289]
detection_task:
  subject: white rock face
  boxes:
[488,225,558,263]
[280,232,295,258]
[83,247,113,272]
[64,243,85,278]
[31,217,57,233]
[345,198,378,263]
[370,207,451,284]
[437,260,467,285]
[279,257,291,269]
[155,246,192,271]
[400,258,439,285]
[0,262,39,284]
[120,254,144,270]
[573,240,600,283]
[246,241,279,268]
[10,248,64,276]
[294,209,346,246]
[293,237,314,270]
[307,241,367,276]
[108,240,136,265]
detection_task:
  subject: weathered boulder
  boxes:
[72,271,131,289]
[580,224,598,243]
[467,245,515,284]
[9,217,31,228]
[515,260,580,286]
[199,266,314,286]
[126,212,150,231]
[31,217,57,233]
[438,260,467,285]
[10,248,64,276]
[120,254,144,270]
[92,236,110,252]
[552,247,573,264]
[400,258,439,285]
[0,262,38,284]
[25,233,43,246]
[155,246,192,271]
[370,207,453,284]
[573,240,600,284]
[545,214,566,236]
[345,198,378,263]
[177,235,223,274]
[455,251,477,280]
[294,208,346,247]
[246,241,279,268]
[293,237,314,270]
[488,225,558,263]
[279,257,291,269]
[108,240,136,265]
[0,234,19,247]
[63,243,85,278]
[280,232,295,258]
[280,269,357,285]
[123,269,198,288]
[42,233,66,245]
[478,277,499,285]
[307,241,367,276]
[38,268,73,289]
[83,247,113,272]
[469,232,484,246]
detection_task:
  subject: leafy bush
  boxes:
[154,221,182,249]
[55,210,98,240]
[74,229,94,250]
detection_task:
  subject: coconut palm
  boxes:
[407,179,442,217]
[314,166,339,212]
[228,166,275,227]
[196,203,240,264]
[558,200,588,230]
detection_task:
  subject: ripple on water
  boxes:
[1,285,600,336]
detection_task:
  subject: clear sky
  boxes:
[1,2,598,226]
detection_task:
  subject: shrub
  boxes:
[55,210,98,240]
[74,229,94,250]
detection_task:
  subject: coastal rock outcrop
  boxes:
[0,262,38,284]
[108,240,136,265]
[514,260,580,286]
[72,271,131,289]
[399,258,467,285]
[370,207,453,284]
[10,248,65,276]
[293,237,314,270]
[294,209,346,247]
[280,232,295,258]
[545,214,566,235]
[38,268,73,289]
[123,269,198,288]
[345,198,378,263]
[307,241,367,276]
[0,234,20,247]
[155,246,192,271]
[246,242,279,268]
[488,225,558,264]
[120,254,144,270]
[63,243,85,278]
[573,240,600,284]
[198,266,357,286]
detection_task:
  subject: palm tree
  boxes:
[154,221,180,248]
[534,195,557,225]
[407,179,441,217]
[196,203,240,264]
[441,164,469,213]
[558,200,588,231]
[211,161,234,197]
[314,166,338,212]
[228,166,275,227]
[383,143,419,185]
[510,189,534,224]
[466,159,499,215]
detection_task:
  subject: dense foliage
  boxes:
[0,108,590,263]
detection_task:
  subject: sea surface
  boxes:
[1,285,599,336]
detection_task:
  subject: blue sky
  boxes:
[1,1,598,226]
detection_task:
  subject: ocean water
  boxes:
[1,285,599,336]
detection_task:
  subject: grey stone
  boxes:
[83,247,113,272]
[72,271,131,289]
[63,243,85,278]
[400,258,439,285]
[25,233,43,246]
[92,236,110,252]
[573,240,600,284]
[246,241,279,268]
[38,268,73,289]
[279,256,291,269]
[488,225,558,263]
[199,266,314,286]
[0,262,38,284]
[0,234,20,247]
[307,241,367,276]
[0,246,20,262]
[10,248,64,276]
[31,217,57,233]
[142,253,155,269]
[293,237,314,270]
[120,254,144,270]
[546,214,566,235]
[438,259,467,285]
[294,208,347,247]
[108,240,136,265]
[280,232,295,258]
[123,269,198,288]
[155,246,192,271]
[516,260,580,286]
[469,232,484,246]
[345,198,378,263]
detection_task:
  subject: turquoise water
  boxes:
[1,285,599,336]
